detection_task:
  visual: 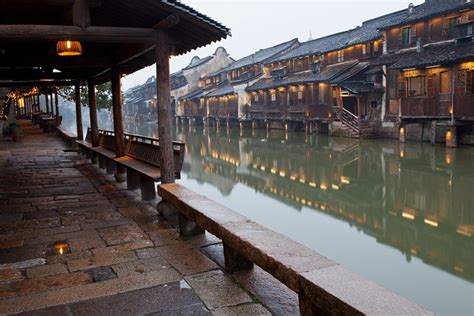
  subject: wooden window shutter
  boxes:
[467,71,473,95]
[398,77,407,98]
[427,75,435,97]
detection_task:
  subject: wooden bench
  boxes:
[115,133,185,200]
[77,129,185,201]
[158,183,432,316]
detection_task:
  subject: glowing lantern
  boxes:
[56,40,83,56]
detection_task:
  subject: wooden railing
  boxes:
[333,106,359,133]
[158,183,431,315]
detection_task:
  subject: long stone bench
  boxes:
[77,129,185,200]
[158,183,432,315]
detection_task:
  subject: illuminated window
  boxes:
[254,94,259,102]
[440,72,452,94]
[297,91,303,100]
[271,93,276,102]
[374,41,379,52]
[407,76,426,97]
[362,45,367,55]
[337,50,344,63]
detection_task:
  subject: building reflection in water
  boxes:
[175,125,474,284]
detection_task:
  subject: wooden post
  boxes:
[45,94,50,113]
[111,67,126,182]
[75,83,84,140]
[156,31,175,184]
[88,79,100,147]
[55,92,60,124]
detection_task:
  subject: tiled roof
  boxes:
[269,10,406,64]
[171,75,188,91]
[246,61,358,91]
[206,81,235,98]
[179,88,206,100]
[375,40,474,69]
[226,39,299,71]
[340,82,384,94]
[162,0,231,36]
[182,56,214,70]
[331,62,370,84]
[380,0,474,30]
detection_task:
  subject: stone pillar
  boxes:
[223,244,253,273]
[74,84,84,141]
[446,125,457,148]
[399,124,406,143]
[111,67,126,182]
[155,31,175,184]
[178,214,205,237]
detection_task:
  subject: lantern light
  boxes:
[57,40,83,56]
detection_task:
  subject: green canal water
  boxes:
[88,119,474,315]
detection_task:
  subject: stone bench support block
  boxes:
[126,169,141,191]
[140,178,156,201]
[223,243,253,273]
[178,213,205,237]
[105,159,116,175]
[98,156,106,169]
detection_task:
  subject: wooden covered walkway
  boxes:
[0,121,276,314]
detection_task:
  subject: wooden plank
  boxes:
[90,146,115,158]
[0,25,161,43]
[155,30,175,184]
[114,156,162,181]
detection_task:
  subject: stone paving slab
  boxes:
[0,121,287,315]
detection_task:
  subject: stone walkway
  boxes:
[0,121,298,315]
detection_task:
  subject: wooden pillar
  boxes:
[45,94,50,113]
[55,93,60,124]
[111,67,126,182]
[88,80,100,147]
[74,84,84,140]
[155,32,175,184]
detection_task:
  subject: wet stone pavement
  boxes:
[0,121,298,315]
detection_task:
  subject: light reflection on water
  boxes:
[70,117,474,315]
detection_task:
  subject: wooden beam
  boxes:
[7,0,102,7]
[73,0,91,29]
[153,14,180,30]
[0,56,112,69]
[87,79,99,147]
[0,25,161,43]
[0,80,76,87]
[155,31,174,184]
[75,83,84,140]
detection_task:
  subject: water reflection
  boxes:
[175,126,474,282]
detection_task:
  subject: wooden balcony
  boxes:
[400,97,447,118]
[454,94,474,119]
[307,104,331,120]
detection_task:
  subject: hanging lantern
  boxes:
[56,40,83,56]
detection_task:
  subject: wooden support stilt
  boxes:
[155,31,175,184]
[74,84,84,141]
[111,67,126,182]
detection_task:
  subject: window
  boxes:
[362,45,367,55]
[271,93,276,102]
[440,72,452,94]
[298,91,303,100]
[402,27,412,45]
[466,70,473,95]
[468,25,473,35]
[254,94,259,102]
[337,50,344,63]
[407,76,426,97]
[373,41,379,52]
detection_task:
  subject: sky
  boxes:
[121,0,425,91]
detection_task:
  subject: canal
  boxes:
[69,115,474,315]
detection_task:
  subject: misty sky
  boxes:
[121,0,424,91]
